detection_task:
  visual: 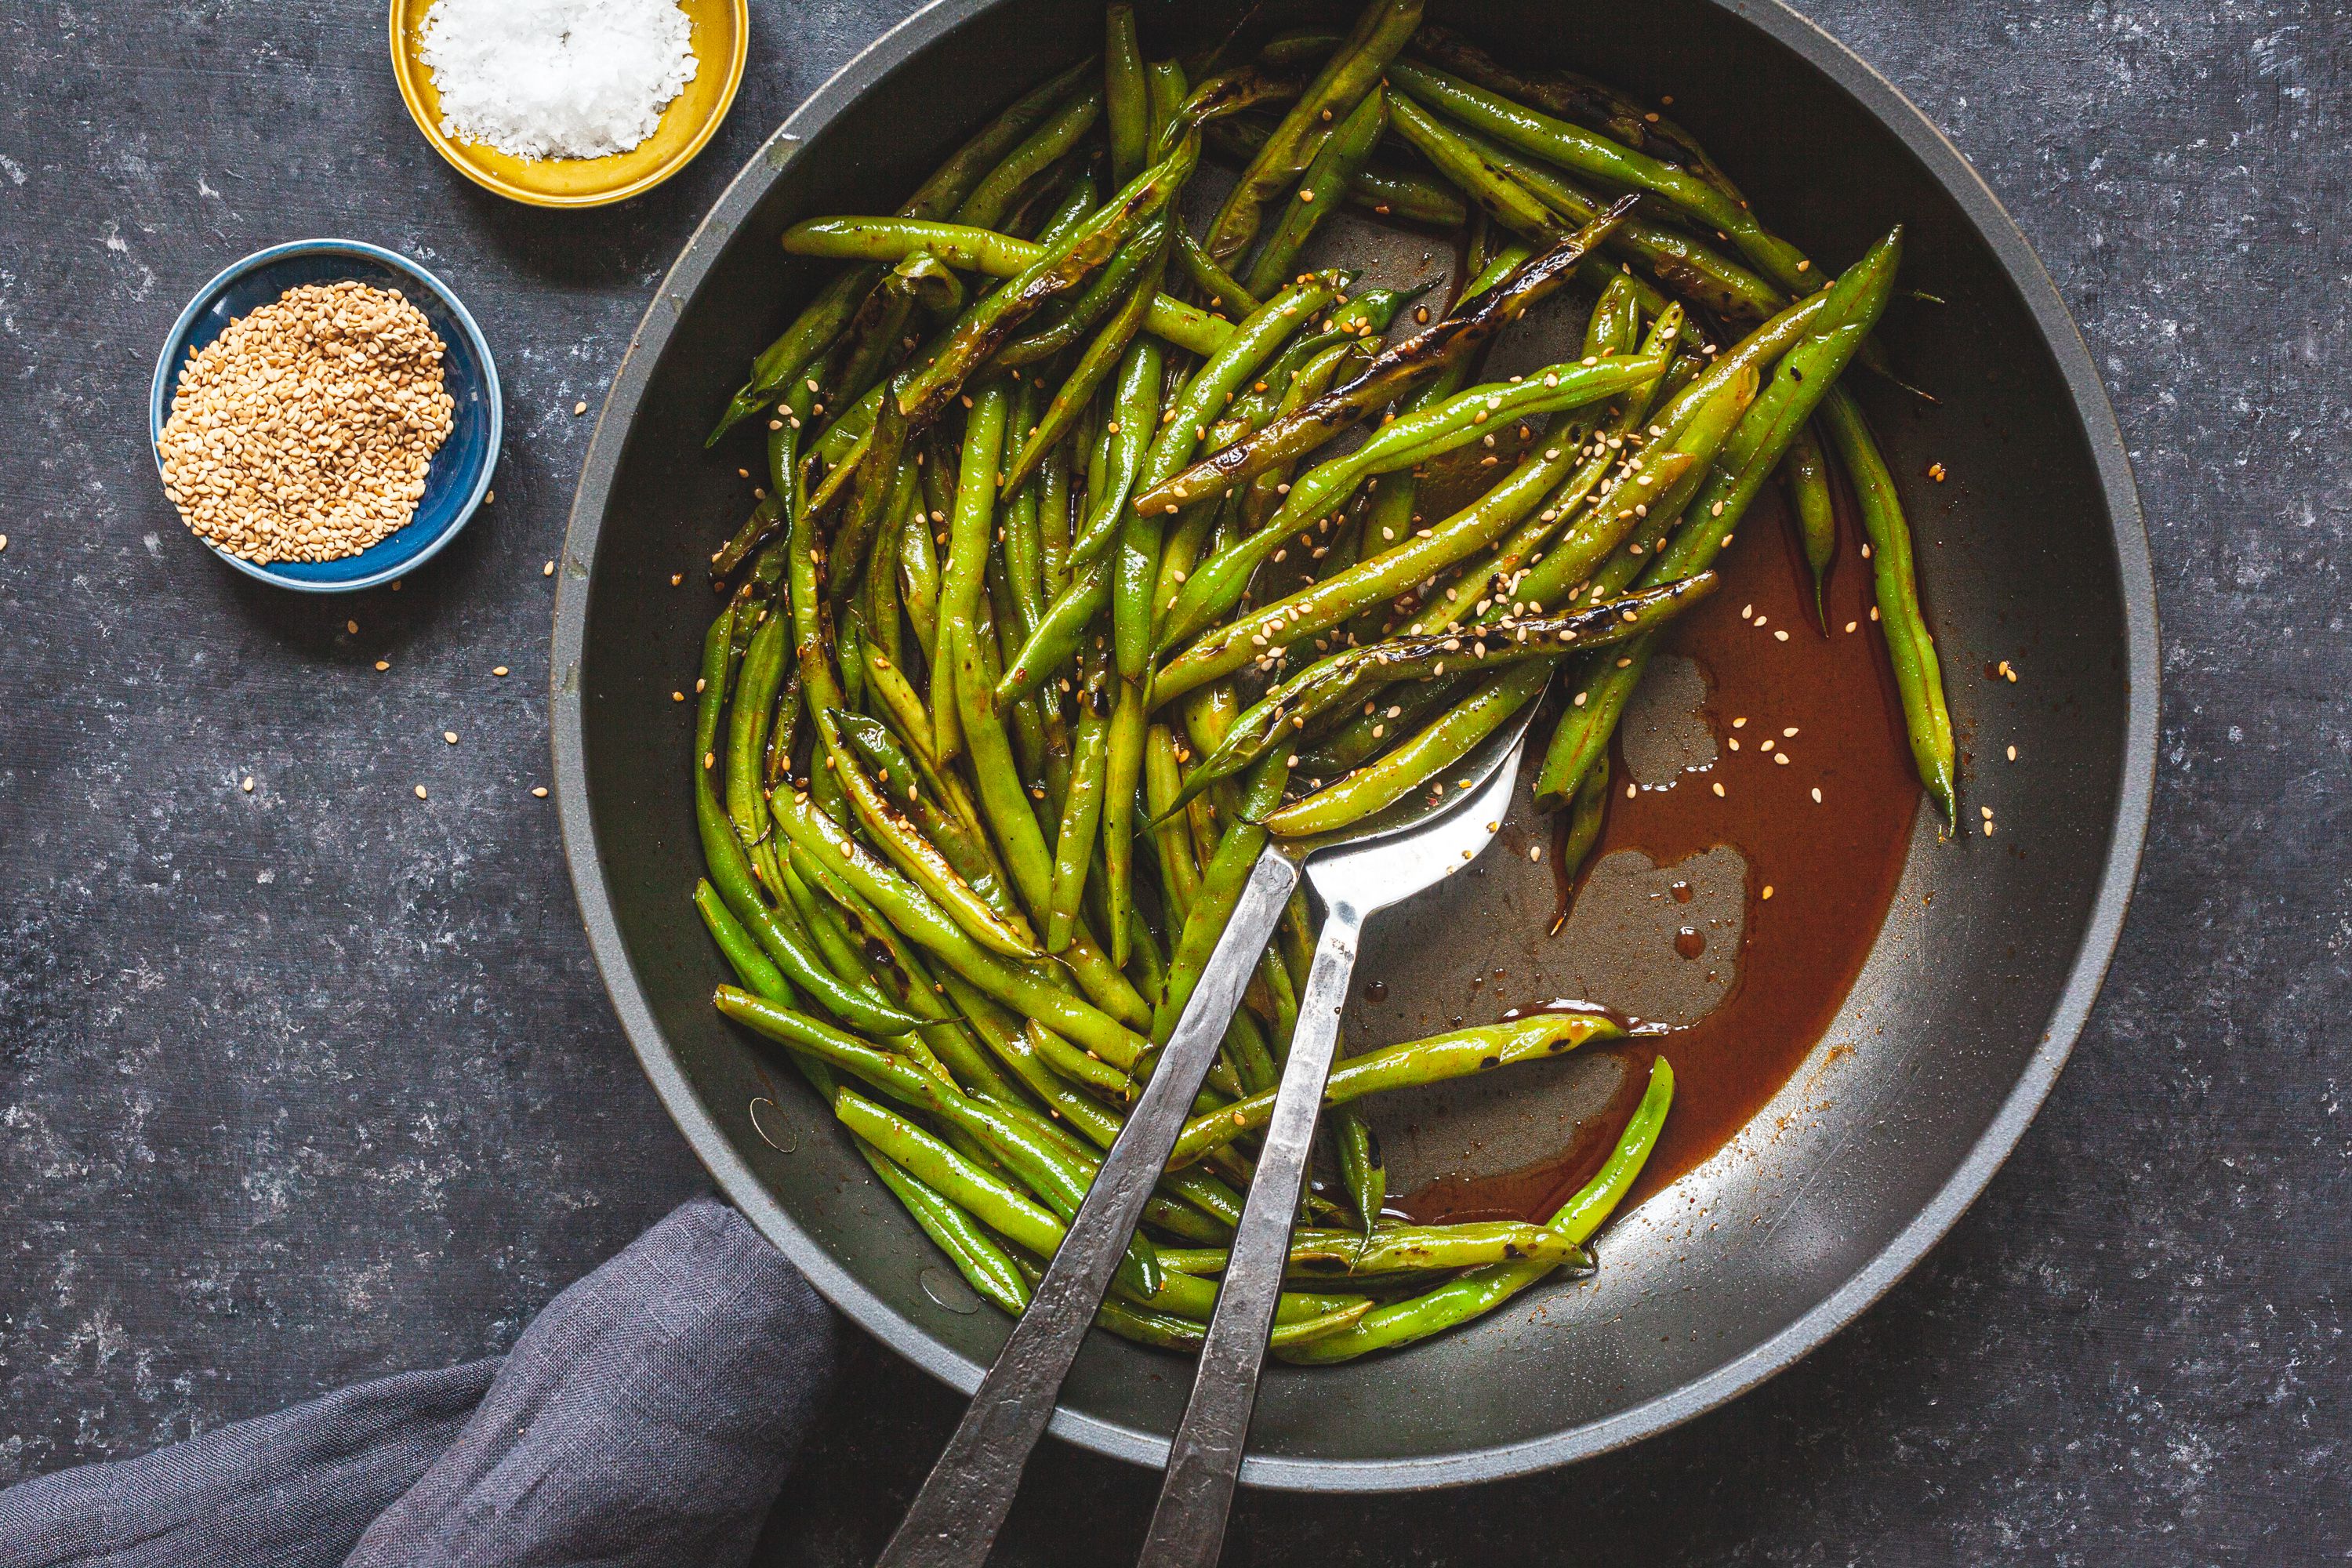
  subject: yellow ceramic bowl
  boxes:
[390,0,749,208]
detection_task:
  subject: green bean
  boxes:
[1152,753,1287,1043]
[1174,226,1263,318]
[1105,5,1149,185]
[1171,1011,1621,1165]
[709,267,870,445]
[1550,753,1610,931]
[694,878,794,1007]
[1156,437,1583,705]
[1120,272,1346,677]
[1094,1294,1371,1352]
[1144,723,1204,925]
[1071,335,1163,566]
[1178,1220,1588,1278]
[1782,421,1836,630]
[768,786,1147,1067]
[1411,25,1748,209]
[898,136,1198,427]
[1819,387,1958,827]
[1533,229,1902,811]
[1203,115,1465,228]
[820,708,1041,959]
[724,608,789,844]
[1331,1110,1384,1240]
[1268,659,1547,837]
[953,85,1105,232]
[993,211,1167,372]
[1131,207,1630,518]
[931,383,1010,764]
[1098,677,1148,971]
[1386,91,1560,243]
[1446,119,1784,325]
[835,1087,1066,1260]
[999,225,1171,497]
[781,213,1229,362]
[1388,58,1813,296]
[859,1141,1032,1316]
[1046,647,1114,952]
[1166,575,1714,815]
[1279,1054,1672,1363]
[1152,349,1664,657]
[730,993,1157,1297]
[1243,86,1388,298]
[1203,0,1422,263]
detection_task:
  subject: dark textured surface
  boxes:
[0,2,2341,1563]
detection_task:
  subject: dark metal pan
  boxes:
[552,0,2155,1491]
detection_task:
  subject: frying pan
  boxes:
[552,0,2155,1491]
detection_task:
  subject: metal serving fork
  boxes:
[878,710,1539,1568]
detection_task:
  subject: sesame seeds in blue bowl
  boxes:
[150,238,501,593]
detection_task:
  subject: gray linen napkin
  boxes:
[0,1197,838,1568]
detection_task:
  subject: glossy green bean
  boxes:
[767,786,1148,1067]
[693,878,794,1006]
[781,217,1229,359]
[1203,0,1422,262]
[1120,273,1345,677]
[999,226,1171,496]
[1156,437,1584,704]
[1131,207,1628,517]
[1046,649,1114,952]
[1174,225,1262,318]
[1151,350,1665,657]
[898,136,1197,427]
[1782,421,1836,630]
[1243,85,1388,298]
[1819,387,1958,826]
[1279,1054,1671,1363]
[859,1140,1032,1316]
[1172,1011,1621,1165]
[1105,5,1149,185]
[952,85,1104,232]
[1388,58,1812,296]
[1166,575,1714,815]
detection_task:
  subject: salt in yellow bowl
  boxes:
[390,0,749,209]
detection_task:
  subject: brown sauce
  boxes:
[1398,488,1922,1224]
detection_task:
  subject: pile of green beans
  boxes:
[688,0,1953,1362]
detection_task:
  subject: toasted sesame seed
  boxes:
[2007,745,2018,761]
[1761,884,1775,899]
[1773,629,1789,641]
[241,777,254,793]
[443,731,458,745]
[1984,820,1995,836]
[1711,781,1726,797]
[575,401,588,416]
[1530,844,1543,862]
[1811,787,1824,803]
[532,786,549,798]
[494,666,509,677]
[1774,753,1790,765]
[1625,782,1637,799]
[414,785,428,799]
[1732,716,1746,728]
[543,560,555,576]
[670,573,684,586]
[375,659,390,671]
[1846,620,1859,633]
[672,691,684,702]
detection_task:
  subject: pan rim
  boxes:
[552,0,2158,1491]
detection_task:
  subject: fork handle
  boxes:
[1138,891,1366,1568]
[877,848,1301,1568]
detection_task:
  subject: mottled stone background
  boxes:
[2,2,2343,1563]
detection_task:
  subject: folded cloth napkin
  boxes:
[0,1197,838,1568]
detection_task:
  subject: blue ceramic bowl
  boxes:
[150,239,501,593]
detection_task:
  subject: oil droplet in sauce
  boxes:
[1674,926,1706,960]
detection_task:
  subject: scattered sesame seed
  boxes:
[671,573,684,586]
[1625,782,1637,799]
[1984,821,1995,836]
[1761,884,1774,899]
[494,666,509,677]
[346,619,359,634]
[532,786,549,798]
[1928,462,1947,482]
[2007,745,2018,762]
[376,659,390,671]
[1774,753,1790,765]
[1711,781,1726,797]
[1773,629,1790,642]
[672,691,684,702]
[543,560,556,576]
[1811,787,1824,803]
[241,777,254,793]
[1530,844,1543,862]
[444,731,459,745]
[1846,620,1859,633]
[414,785,428,799]
[575,401,588,416]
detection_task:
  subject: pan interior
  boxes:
[560,0,2143,1487]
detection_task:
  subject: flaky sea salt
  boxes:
[419,0,698,161]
